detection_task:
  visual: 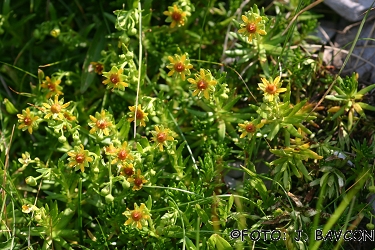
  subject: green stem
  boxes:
[134,1,142,138]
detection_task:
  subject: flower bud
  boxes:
[33,29,41,39]
[367,223,375,230]
[100,186,110,196]
[50,28,60,38]
[125,51,134,60]
[58,135,67,143]
[34,212,42,221]
[105,194,114,203]
[121,179,130,189]
[38,69,45,83]
[128,28,137,36]
[3,98,18,114]
[25,176,37,186]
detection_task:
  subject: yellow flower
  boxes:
[17,108,40,134]
[108,142,134,165]
[238,120,265,139]
[128,104,148,127]
[67,144,93,172]
[89,62,104,75]
[88,110,114,137]
[42,95,71,120]
[104,144,117,156]
[102,66,128,91]
[238,14,267,43]
[123,203,151,229]
[121,162,135,177]
[127,169,148,191]
[166,54,193,81]
[151,125,175,152]
[41,76,63,98]
[163,5,187,28]
[258,76,287,102]
[188,69,217,100]
[22,204,37,214]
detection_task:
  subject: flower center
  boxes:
[96,119,107,129]
[157,132,167,143]
[197,80,208,90]
[245,123,256,133]
[51,104,61,113]
[131,211,142,221]
[136,110,144,120]
[171,11,182,22]
[174,62,185,72]
[123,167,134,176]
[110,74,119,84]
[135,177,143,187]
[265,84,277,94]
[118,150,128,160]
[24,117,32,126]
[95,64,103,74]
[48,83,56,91]
[75,154,85,163]
[246,23,257,33]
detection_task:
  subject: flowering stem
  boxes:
[134,1,142,138]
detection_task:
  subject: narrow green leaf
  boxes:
[357,83,375,95]
[218,119,225,142]
[227,195,234,214]
[331,106,346,120]
[283,170,290,191]
[222,96,241,111]
[267,122,280,140]
[289,160,302,178]
[296,159,312,180]
[284,124,302,138]
[357,102,375,111]
[287,100,307,117]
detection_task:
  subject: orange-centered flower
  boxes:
[258,76,287,102]
[107,142,134,165]
[17,108,40,134]
[42,95,71,120]
[188,69,217,100]
[127,169,148,191]
[67,144,93,172]
[163,5,187,28]
[41,76,63,98]
[238,14,267,43]
[128,104,149,127]
[121,163,135,177]
[102,66,128,91]
[151,125,175,151]
[166,54,193,81]
[88,110,114,137]
[123,203,151,229]
[238,120,265,139]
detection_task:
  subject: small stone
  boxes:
[324,0,375,22]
